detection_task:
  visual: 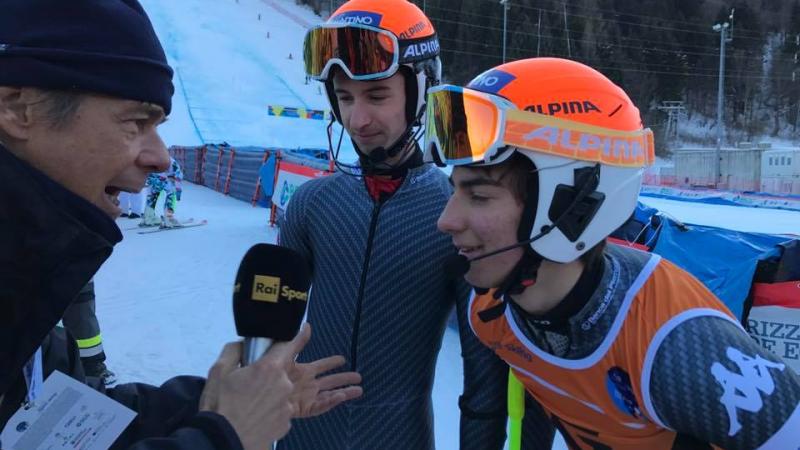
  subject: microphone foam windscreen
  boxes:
[443,254,471,280]
[233,243,311,341]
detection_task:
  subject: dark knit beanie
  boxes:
[0,0,174,115]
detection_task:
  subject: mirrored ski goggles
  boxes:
[425,85,656,168]
[303,23,400,81]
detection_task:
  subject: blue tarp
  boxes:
[633,202,659,222]
[639,207,787,320]
[257,153,277,207]
[291,148,329,161]
[640,186,800,212]
[641,191,744,207]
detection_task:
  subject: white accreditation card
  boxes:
[1,371,136,450]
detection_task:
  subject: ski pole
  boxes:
[508,370,525,450]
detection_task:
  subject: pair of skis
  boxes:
[123,218,208,234]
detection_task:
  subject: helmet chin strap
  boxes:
[474,248,545,323]
[324,62,434,177]
[326,111,426,178]
[489,160,545,300]
[327,117,362,177]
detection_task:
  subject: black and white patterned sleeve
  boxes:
[643,310,800,449]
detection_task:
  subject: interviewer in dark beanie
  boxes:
[0,1,361,449]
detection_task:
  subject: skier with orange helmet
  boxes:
[430,57,800,449]
[279,1,555,449]
[304,0,442,173]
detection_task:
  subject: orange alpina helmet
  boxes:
[469,57,643,130]
[426,58,654,262]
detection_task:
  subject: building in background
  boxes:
[664,143,799,195]
[762,148,800,195]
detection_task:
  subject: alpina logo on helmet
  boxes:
[398,21,427,39]
[524,101,601,116]
[402,39,439,59]
[330,11,383,26]
[467,69,516,94]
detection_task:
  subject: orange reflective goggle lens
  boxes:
[303,24,399,81]
[425,85,504,165]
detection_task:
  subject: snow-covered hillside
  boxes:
[142,0,359,162]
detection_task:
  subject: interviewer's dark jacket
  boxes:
[0,144,242,449]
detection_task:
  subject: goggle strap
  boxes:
[397,33,441,64]
[503,109,655,168]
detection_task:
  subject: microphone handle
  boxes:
[241,337,278,450]
[241,337,274,366]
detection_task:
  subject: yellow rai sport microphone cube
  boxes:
[252,275,281,303]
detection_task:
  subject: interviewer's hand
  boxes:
[289,354,363,418]
[199,325,311,449]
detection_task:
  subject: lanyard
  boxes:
[22,347,43,408]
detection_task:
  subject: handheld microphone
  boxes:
[232,243,311,366]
